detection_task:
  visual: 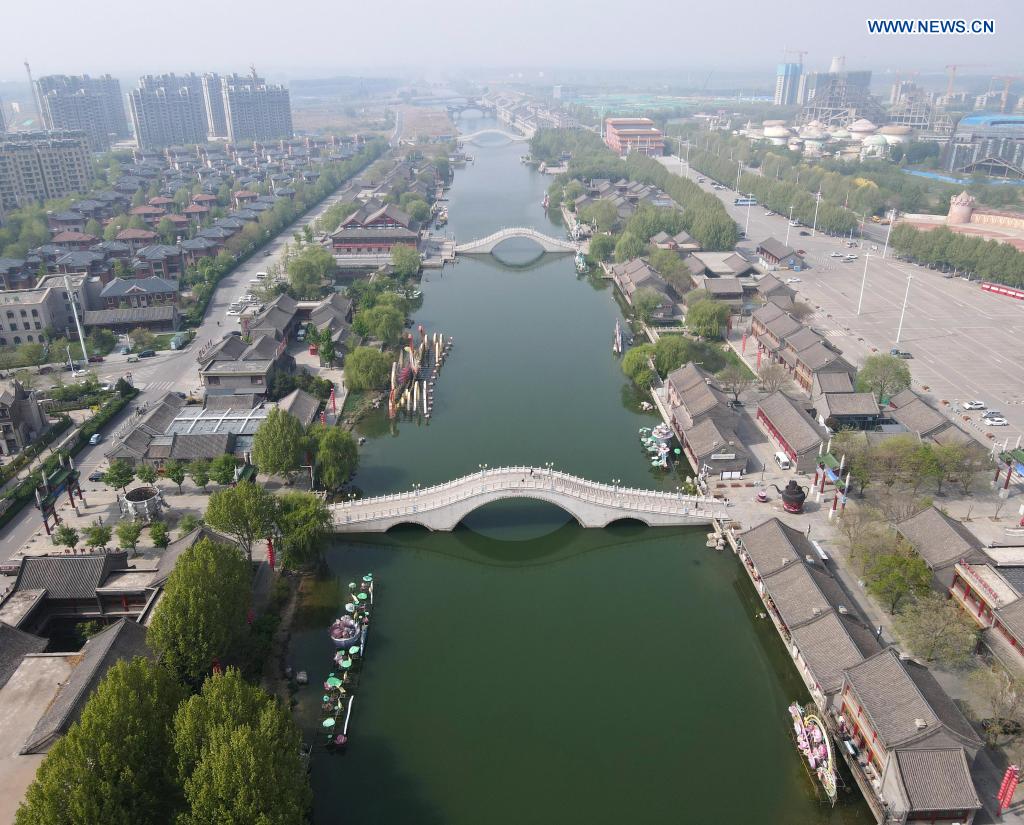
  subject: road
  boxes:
[1,182,359,555]
[660,156,1024,446]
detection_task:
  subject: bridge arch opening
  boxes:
[384,521,434,534]
[602,516,652,529]
[456,497,582,538]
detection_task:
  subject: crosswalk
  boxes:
[138,380,180,394]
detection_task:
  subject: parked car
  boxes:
[139,350,156,358]
[263,250,272,257]
[223,330,242,338]
[985,417,1009,427]
[983,410,1005,420]
[88,469,105,482]
[226,309,241,316]
[88,433,101,445]
[889,348,913,359]
[127,355,139,363]
[799,230,810,236]
[785,277,801,284]
[830,252,843,258]
[88,355,104,363]
[962,400,986,410]
[37,365,52,375]
[118,345,131,355]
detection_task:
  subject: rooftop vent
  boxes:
[838,606,849,615]
[914,718,928,730]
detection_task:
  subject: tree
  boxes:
[115,520,143,554]
[177,513,203,536]
[344,346,393,391]
[150,521,170,551]
[164,459,187,494]
[84,521,112,552]
[686,299,730,339]
[969,667,1024,746]
[18,342,45,368]
[188,459,210,490]
[614,232,645,262]
[136,464,158,485]
[252,408,305,480]
[758,363,791,393]
[857,353,911,402]
[148,538,251,682]
[175,672,310,825]
[204,482,278,562]
[311,425,358,491]
[54,525,79,553]
[286,245,333,299]
[580,200,617,232]
[866,553,931,613]
[128,327,156,351]
[104,459,135,493]
[15,658,186,825]
[631,287,664,323]
[621,344,656,387]
[356,304,405,345]
[588,233,615,262]
[390,244,421,279]
[897,592,978,665]
[275,491,332,569]
[652,336,691,376]
[210,454,239,486]
[715,363,754,403]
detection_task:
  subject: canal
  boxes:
[291,115,873,824]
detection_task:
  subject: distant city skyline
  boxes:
[2,0,1020,81]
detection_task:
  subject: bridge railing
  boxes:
[330,466,726,522]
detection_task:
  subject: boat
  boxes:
[612,319,623,354]
[575,250,589,275]
[322,574,375,750]
[788,703,838,805]
[542,194,550,210]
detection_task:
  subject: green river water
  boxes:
[291,116,873,825]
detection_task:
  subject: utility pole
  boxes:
[785,205,795,246]
[63,274,89,366]
[745,196,753,237]
[881,209,895,259]
[857,254,871,315]
[895,275,913,343]
[735,160,742,192]
[811,189,822,237]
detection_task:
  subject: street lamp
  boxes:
[785,205,795,246]
[881,209,896,259]
[744,195,754,238]
[734,160,742,192]
[413,482,421,497]
[811,189,822,237]
[895,275,913,344]
[856,254,871,315]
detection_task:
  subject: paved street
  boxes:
[660,156,1024,444]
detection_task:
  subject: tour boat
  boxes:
[576,251,589,274]
[612,320,623,354]
[788,703,838,805]
[542,194,550,209]
[322,574,375,750]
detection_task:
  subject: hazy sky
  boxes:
[4,0,1021,81]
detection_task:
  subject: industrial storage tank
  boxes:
[879,124,913,144]
[848,119,878,140]
[763,124,792,145]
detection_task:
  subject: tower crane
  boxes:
[945,64,986,98]
[993,76,1023,112]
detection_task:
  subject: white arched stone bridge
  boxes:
[455,227,579,255]
[329,466,728,532]
[459,129,529,143]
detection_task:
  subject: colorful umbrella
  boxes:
[362,574,373,582]
[348,645,361,655]
[326,676,342,688]
[345,603,355,613]
[340,657,353,669]
[322,718,336,728]
[357,593,368,601]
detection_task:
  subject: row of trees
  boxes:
[16,538,310,824]
[103,454,240,496]
[621,335,735,387]
[889,223,1024,288]
[250,407,359,491]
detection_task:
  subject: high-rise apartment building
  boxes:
[201,73,228,138]
[221,71,293,143]
[0,99,7,134]
[0,131,91,211]
[128,74,208,148]
[774,63,802,106]
[34,74,129,151]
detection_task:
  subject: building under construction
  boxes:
[796,57,885,128]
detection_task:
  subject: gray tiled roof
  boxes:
[892,748,980,813]
[757,392,825,454]
[819,392,879,417]
[681,417,746,462]
[84,305,177,325]
[757,237,800,261]
[100,276,176,297]
[790,609,880,694]
[896,507,983,571]
[277,388,320,426]
[14,553,130,600]
[813,372,855,395]
[0,621,47,689]
[20,618,151,754]
[889,393,948,437]
[762,562,832,628]
[843,648,981,751]
[739,518,813,578]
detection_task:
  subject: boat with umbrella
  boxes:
[321,574,375,751]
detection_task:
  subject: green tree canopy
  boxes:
[354,304,405,345]
[897,592,979,665]
[621,344,656,387]
[204,482,278,562]
[148,538,251,682]
[115,520,143,553]
[252,408,305,480]
[188,459,210,490]
[631,287,664,323]
[274,490,332,569]
[84,521,112,552]
[856,353,912,402]
[614,231,645,263]
[54,525,79,553]
[149,521,170,551]
[686,299,730,339]
[209,454,239,486]
[390,244,421,279]
[15,657,187,825]
[104,460,135,493]
[866,553,931,613]
[286,245,334,299]
[344,347,394,391]
[587,234,615,262]
[310,424,358,491]
[164,459,187,494]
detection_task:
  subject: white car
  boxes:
[830,252,843,258]
[764,211,774,216]
[785,277,801,283]
[962,400,986,410]
[844,255,858,261]
[985,417,1009,427]
[226,309,241,316]
[789,220,800,227]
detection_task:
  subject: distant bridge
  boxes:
[455,227,578,255]
[329,466,727,532]
[459,129,530,144]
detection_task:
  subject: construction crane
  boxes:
[945,64,986,98]
[993,76,1023,112]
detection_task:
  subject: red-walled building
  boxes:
[604,118,665,157]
